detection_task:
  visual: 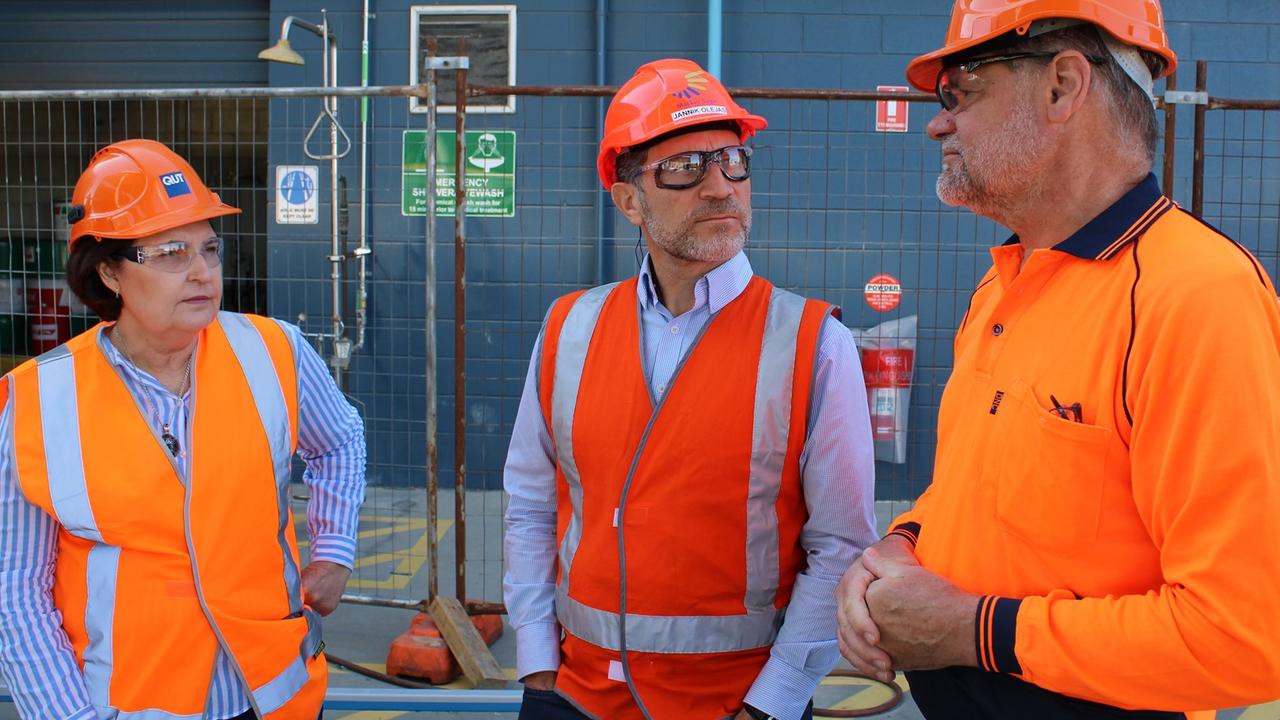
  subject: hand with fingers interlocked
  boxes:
[836,534,981,681]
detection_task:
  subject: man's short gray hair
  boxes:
[1009,25,1164,166]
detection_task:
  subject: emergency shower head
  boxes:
[259,15,331,66]
[258,38,305,65]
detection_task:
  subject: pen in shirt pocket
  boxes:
[1049,394,1083,423]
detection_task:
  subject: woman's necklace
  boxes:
[111,328,193,458]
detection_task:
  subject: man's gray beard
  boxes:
[935,94,1050,218]
[637,187,751,263]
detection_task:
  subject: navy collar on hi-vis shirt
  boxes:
[1002,173,1174,261]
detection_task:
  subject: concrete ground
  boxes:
[0,488,1274,718]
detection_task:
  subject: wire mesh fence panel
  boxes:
[1200,107,1280,283]
[2,77,1277,612]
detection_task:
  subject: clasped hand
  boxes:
[835,534,980,683]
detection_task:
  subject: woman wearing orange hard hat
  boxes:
[0,138,365,719]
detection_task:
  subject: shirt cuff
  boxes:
[886,521,920,547]
[515,620,561,680]
[309,533,357,569]
[67,707,98,720]
[975,595,1022,675]
[742,656,818,720]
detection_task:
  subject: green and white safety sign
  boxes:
[401,130,516,217]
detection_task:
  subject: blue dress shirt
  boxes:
[0,321,366,720]
[503,252,878,720]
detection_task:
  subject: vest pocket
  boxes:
[991,380,1117,553]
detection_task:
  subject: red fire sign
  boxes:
[876,86,910,132]
[865,274,902,312]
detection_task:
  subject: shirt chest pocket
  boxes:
[988,380,1123,553]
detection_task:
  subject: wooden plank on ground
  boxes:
[429,596,506,688]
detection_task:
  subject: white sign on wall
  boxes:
[275,165,319,224]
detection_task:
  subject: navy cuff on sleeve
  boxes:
[976,595,1022,675]
[887,521,921,547]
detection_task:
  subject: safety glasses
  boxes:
[632,145,753,190]
[935,52,1061,112]
[118,237,224,273]
[936,51,1109,112]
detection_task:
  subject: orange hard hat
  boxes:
[905,0,1177,92]
[68,139,240,247]
[597,58,767,189]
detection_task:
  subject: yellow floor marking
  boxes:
[819,673,909,712]
[1240,700,1280,720]
[347,532,431,590]
[334,713,407,720]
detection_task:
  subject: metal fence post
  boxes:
[1193,60,1208,217]
[1162,70,1177,196]
[453,39,469,604]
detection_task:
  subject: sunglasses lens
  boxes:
[720,147,751,180]
[654,153,704,189]
[936,70,959,111]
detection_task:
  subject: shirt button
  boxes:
[992,323,1004,336]
[670,325,680,334]
[656,383,666,395]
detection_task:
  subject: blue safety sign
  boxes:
[275,165,319,224]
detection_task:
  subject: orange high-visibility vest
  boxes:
[8,311,326,719]
[538,276,832,719]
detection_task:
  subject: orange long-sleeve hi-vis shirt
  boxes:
[891,174,1280,714]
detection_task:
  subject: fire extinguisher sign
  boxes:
[876,86,910,132]
[865,274,902,312]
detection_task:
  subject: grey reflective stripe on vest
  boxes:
[557,587,783,654]
[35,345,102,542]
[83,544,120,708]
[744,289,806,610]
[549,283,618,583]
[219,312,302,615]
[550,283,808,655]
[253,652,312,715]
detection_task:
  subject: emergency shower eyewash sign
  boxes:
[402,130,517,218]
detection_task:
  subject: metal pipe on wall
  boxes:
[707,0,722,78]
[353,0,373,351]
[594,0,609,284]
[322,9,349,388]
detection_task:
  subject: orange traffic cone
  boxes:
[385,608,505,684]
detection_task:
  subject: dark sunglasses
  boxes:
[631,145,753,190]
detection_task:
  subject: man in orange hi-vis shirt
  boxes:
[836,1,1280,719]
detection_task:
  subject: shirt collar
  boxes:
[1001,173,1174,261]
[637,251,753,315]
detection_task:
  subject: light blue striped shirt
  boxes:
[0,319,366,720]
[503,252,878,720]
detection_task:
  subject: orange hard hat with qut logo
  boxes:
[68,139,240,248]
[597,58,767,189]
[905,0,1178,93]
